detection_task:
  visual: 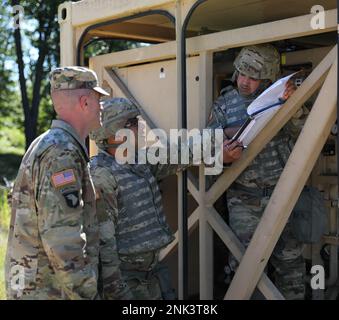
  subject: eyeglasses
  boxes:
[124,117,139,128]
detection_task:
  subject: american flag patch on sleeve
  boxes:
[51,169,77,188]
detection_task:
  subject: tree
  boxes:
[84,39,141,65]
[10,0,63,149]
[9,0,143,149]
[0,5,18,122]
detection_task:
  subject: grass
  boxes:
[0,190,10,300]
[0,125,24,299]
[0,232,8,300]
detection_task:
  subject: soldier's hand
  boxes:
[282,79,296,100]
[223,139,244,164]
[224,126,241,139]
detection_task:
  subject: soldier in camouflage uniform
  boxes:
[207,44,307,300]
[90,98,241,300]
[5,66,109,299]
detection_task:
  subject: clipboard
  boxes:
[229,98,286,144]
[228,72,298,146]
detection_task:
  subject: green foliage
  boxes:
[0,140,22,301]
[0,5,19,122]
[0,230,7,300]
[7,0,65,148]
[0,1,149,300]
[1,1,145,148]
[0,190,10,300]
[36,94,55,135]
[84,39,144,65]
[0,120,25,155]
[0,190,10,233]
[16,0,63,71]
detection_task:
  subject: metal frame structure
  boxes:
[58,0,338,299]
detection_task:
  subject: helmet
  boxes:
[233,44,280,82]
[90,97,140,145]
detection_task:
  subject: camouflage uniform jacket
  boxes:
[5,120,99,300]
[208,85,306,192]
[90,149,194,299]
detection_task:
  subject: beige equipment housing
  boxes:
[58,0,338,300]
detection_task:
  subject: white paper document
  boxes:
[234,72,297,146]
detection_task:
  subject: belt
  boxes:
[232,183,275,198]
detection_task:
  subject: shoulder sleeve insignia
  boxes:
[51,169,77,188]
[63,191,80,208]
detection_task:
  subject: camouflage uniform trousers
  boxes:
[124,275,162,300]
[119,250,175,300]
[119,251,166,300]
[228,195,306,300]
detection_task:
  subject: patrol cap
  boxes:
[50,66,110,96]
